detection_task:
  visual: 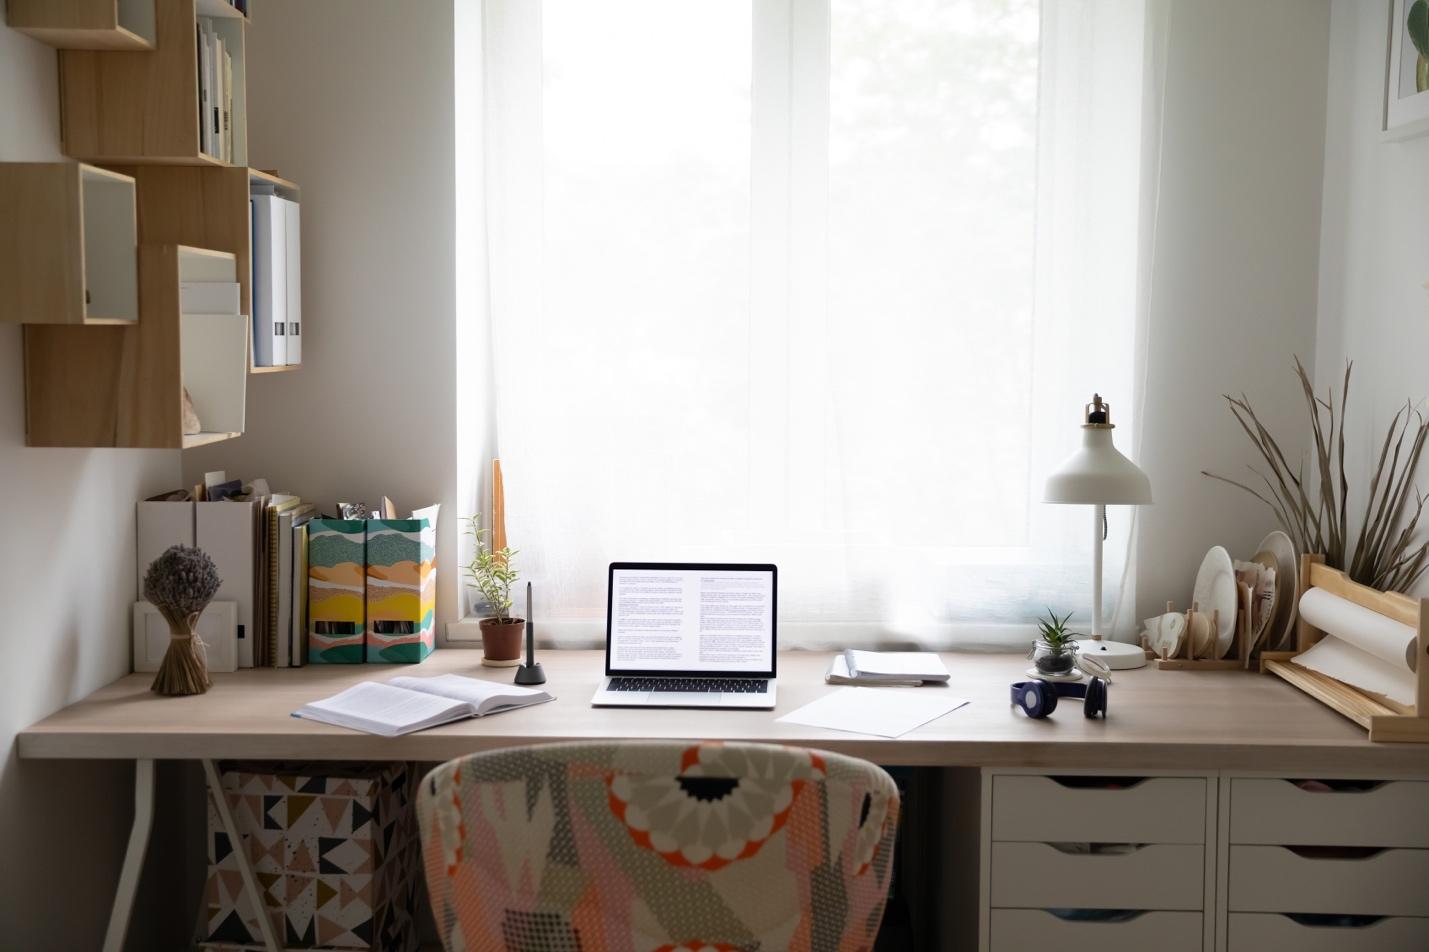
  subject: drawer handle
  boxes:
[1048,776,1149,790]
[1044,909,1148,923]
[1281,845,1385,860]
[1047,842,1147,856]
[1284,778,1385,793]
[1283,913,1387,929]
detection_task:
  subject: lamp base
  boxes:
[1074,638,1148,670]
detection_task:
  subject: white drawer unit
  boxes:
[1227,845,1429,917]
[1226,913,1429,951]
[992,775,1207,844]
[990,842,1205,911]
[990,909,1203,952]
[1228,778,1429,848]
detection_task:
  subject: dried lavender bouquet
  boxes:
[143,544,222,696]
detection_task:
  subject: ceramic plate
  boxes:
[1148,612,1185,660]
[1193,545,1238,658]
[1258,530,1298,650]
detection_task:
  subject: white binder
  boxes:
[251,193,287,367]
[196,499,260,668]
[282,198,301,364]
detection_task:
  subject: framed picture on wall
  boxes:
[1384,0,1429,138]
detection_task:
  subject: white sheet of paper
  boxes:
[778,687,969,738]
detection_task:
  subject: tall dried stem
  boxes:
[1202,357,1428,592]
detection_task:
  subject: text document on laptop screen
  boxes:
[609,566,774,673]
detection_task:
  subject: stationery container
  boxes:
[307,519,366,663]
[198,761,421,951]
[364,518,436,663]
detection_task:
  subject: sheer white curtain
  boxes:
[465,0,1161,648]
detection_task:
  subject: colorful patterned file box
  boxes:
[365,518,436,663]
[307,519,366,663]
[199,762,422,951]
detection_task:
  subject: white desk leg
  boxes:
[102,758,155,952]
[202,759,281,952]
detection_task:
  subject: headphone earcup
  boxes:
[1036,681,1058,717]
[1083,677,1106,718]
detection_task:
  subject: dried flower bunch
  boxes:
[144,545,222,696]
[1203,358,1428,592]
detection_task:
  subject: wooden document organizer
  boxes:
[1260,555,1429,743]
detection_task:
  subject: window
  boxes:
[462,0,1156,646]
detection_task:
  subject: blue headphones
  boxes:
[1010,676,1108,719]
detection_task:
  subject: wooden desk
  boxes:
[19,649,1429,773]
[21,650,1429,952]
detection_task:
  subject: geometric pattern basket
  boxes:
[198,761,422,951]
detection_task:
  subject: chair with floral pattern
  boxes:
[417,740,900,951]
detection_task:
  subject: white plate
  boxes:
[1258,530,1298,650]
[1193,545,1238,658]
[1147,612,1185,660]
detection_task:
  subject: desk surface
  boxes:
[18,650,1429,773]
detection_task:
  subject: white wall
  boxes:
[0,8,181,946]
[1315,0,1429,597]
[1134,0,1331,622]
[183,0,461,627]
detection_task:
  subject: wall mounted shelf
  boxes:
[120,164,301,372]
[6,0,156,51]
[59,0,248,165]
[24,244,249,448]
[0,162,138,325]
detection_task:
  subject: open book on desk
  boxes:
[294,673,553,737]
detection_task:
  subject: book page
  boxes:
[390,673,550,715]
[298,681,469,736]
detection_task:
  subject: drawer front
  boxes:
[991,775,1206,844]
[990,909,1202,952]
[1229,845,1429,916]
[1228,913,1429,952]
[990,842,1204,911]
[1229,778,1429,847]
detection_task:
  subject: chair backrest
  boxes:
[417,740,900,952]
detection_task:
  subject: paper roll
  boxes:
[1298,587,1416,672]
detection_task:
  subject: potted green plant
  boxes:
[462,515,523,667]
[1030,608,1081,677]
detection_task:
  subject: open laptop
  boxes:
[591,562,778,709]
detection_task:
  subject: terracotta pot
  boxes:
[479,617,525,667]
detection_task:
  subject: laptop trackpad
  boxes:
[650,692,721,705]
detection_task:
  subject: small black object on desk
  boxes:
[515,580,546,685]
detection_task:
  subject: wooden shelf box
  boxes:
[59,0,248,165]
[121,165,300,372]
[6,0,156,51]
[0,163,138,325]
[24,244,248,448]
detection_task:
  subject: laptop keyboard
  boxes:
[608,677,769,694]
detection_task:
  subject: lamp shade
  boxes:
[1044,398,1153,505]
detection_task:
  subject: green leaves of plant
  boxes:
[1409,0,1429,60]
[1411,0,1429,92]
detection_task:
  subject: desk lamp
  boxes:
[1044,394,1152,670]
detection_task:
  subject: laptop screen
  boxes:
[606,563,777,678]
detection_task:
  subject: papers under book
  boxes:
[293,673,553,736]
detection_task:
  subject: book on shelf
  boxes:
[197,23,212,156]
[222,48,233,163]
[841,649,951,684]
[294,675,554,737]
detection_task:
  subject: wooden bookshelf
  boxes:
[0,163,138,325]
[59,0,248,165]
[6,0,156,51]
[121,165,301,372]
[25,245,249,448]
